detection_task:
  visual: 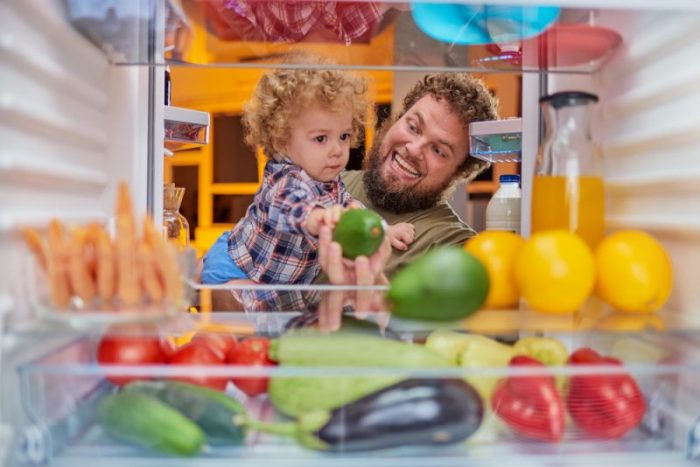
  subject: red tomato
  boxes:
[228,337,275,397]
[97,334,166,386]
[168,342,228,391]
[160,337,179,360]
[190,332,238,360]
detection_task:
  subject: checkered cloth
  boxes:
[227,158,354,284]
[222,1,383,43]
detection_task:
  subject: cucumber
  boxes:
[269,333,451,417]
[123,380,246,443]
[97,392,205,456]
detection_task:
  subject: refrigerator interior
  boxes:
[1,0,700,465]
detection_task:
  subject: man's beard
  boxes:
[362,119,454,214]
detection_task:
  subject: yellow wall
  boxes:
[166,19,396,255]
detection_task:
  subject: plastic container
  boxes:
[11,302,700,464]
[486,175,521,234]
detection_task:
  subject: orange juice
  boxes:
[531,175,605,249]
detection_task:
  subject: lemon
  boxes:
[594,230,673,313]
[465,231,525,309]
[515,230,595,314]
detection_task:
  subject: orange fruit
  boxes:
[465,231,525,308]
[515,230,595,314]
[594,230,673,313]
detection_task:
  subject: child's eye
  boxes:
[340,133,351,141]
[314,135,327,143]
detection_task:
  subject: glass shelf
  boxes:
[60,0,634,74]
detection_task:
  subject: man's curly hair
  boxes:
[400,73,499,181]
[242,60,368,160]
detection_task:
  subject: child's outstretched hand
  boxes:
[386,222,416,251]
[306,205,344,236]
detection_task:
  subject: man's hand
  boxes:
[316,225,391,330]
[318,225,390,285]
[386,222,416,251]
[305,205,344,236]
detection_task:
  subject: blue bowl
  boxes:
[411,3,560,45]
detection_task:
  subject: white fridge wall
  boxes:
[545,10,700,315]
[0,1,155,318]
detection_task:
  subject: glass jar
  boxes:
[532,91,604,249]
[163,183,189,247]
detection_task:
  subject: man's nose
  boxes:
[405,136,426,159]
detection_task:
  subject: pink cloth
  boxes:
[209,1,383,44]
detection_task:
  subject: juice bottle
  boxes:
[532,91,604,249]
[532,175,604,248]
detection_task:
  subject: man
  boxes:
[207,72,498,311]
[339,72,499,277]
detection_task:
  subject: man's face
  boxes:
[364,95,470,213]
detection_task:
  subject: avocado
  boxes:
[387,247,490,321]
[333,209,385,259]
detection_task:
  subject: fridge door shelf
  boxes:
[164,106,210,147]
[12,315,700,465]
[469,118,522,163]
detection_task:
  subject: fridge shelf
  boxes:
[164,106,210,146]
[11,318,700,466]
[61,1,627,75]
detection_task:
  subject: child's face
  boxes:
[284,104,353,182]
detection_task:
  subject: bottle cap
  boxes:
[499,174,520,184]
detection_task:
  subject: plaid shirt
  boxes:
[225,1,382,44]
[228,159,354,284]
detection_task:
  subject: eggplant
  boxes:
[313,378,483,452]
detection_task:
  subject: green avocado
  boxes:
[387,247,490,321]
[333,209,385,259]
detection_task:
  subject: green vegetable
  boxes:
[123,380,246,444]
[333,209,385,259]
[97,392,205,456]
[387,247,489,321]
[268,333,451,416]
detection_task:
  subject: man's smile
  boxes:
[389,150,422,179]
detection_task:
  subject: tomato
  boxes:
[190,332,238,360]
[228,337,275,397]
[160,337,179,360]
[97,334,166,386]
[168,342,228,391]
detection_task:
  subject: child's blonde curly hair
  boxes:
[242,56,368,160]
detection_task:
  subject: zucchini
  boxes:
[123,380,246,443]
[97,392,205,456]
[268,333,451,417]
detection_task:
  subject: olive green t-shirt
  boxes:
[340,170,476,278]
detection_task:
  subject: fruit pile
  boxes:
[97,326,275,396]
[464,229,673,314]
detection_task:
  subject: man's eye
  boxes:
[314,135,327,143]
[433,145,445,158]
[407,121,418,133]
